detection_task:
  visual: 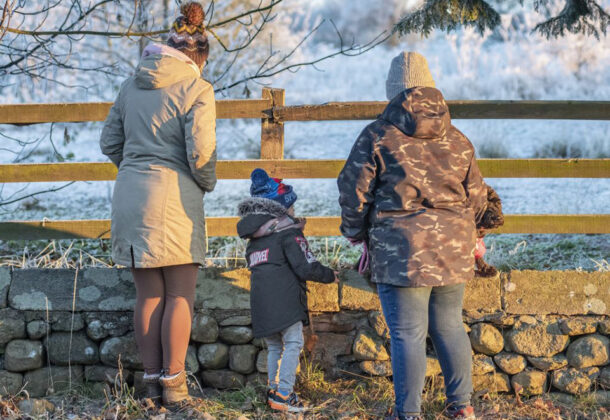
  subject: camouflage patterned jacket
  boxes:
[337,87,487,287]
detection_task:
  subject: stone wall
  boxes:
[0,267,609,399]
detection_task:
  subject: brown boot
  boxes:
[159,370,191,407]
[142,373,162,404]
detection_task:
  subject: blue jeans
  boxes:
[377,283,473,417]
[264,321,304,395]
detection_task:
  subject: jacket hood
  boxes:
[135,50,200,89]
[381,86,450,140]
[237,197,290,239]
[238,197,288,218]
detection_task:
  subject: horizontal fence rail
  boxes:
[1,159,609,183]
[0,100,273,124]
[0,215,609,240]
[1,91,608,239]
[272,101,610,121]
[1,100,609,125]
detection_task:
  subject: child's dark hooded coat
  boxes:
[237,198,335,338]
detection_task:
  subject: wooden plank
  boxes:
[274,100,610,121]
[0,162,118,182]
[1,159,609,183]
[0,99,272,124]
[260,88,285,159]
[449,101,610,120]
[0,220,112,240]
[2,100,609,125]
[477,159,610,178]
[289,215,610,235]
[273,102,386,122]
[216,160,345,179]
[0,215,608,240]
[495,215,610,234]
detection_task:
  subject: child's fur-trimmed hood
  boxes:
[238,197,288,218]
[237,197,290,239]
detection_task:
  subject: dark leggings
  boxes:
[132,264,198,375]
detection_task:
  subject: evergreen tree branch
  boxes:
[394,0,609,38]
[394,0,501,37]
[534,0,610,39]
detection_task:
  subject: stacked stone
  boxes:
[1,267,609,404]
[464,316,610,399]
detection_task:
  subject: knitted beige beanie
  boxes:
[385,52,435,100]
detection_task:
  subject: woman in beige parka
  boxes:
[99,1,214,407]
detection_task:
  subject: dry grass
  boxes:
[1,361,607,420]
[1,234,608,272]
[0,239,112,269]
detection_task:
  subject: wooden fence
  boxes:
[0,87,609,239]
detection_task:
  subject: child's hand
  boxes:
[333,271,340,283]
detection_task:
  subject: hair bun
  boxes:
[181,2,205,26]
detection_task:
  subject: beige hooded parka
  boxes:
[100,46,216,268]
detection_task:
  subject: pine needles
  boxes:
[395,0,501,37]
[534,0,610,39]
[394,0,610,38]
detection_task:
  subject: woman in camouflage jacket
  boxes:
[337,52,487,420]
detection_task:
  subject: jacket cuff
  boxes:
[322,267,335,284]
[340,224,367,241]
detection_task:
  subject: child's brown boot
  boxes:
[159,370,191,407]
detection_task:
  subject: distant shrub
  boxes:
[533,139,610,159]
[477,141,510,158]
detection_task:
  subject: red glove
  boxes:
[474,238,486,259]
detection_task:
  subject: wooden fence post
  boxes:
[261,88,285,159]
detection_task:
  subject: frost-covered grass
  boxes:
[0,2,609,269]
[483,234,609,272]
[1,234,607,273]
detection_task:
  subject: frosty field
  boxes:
[0,2,608,269]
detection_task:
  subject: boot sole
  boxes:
[268,399,307,413]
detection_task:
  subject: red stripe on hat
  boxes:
[272,178,287,194]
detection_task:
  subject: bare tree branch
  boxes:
[0,0,394,99]
[0,182,76,206]
[0,0,115,71]
[0,0,13,42]
[214,23,392,93]
[0,0,284,37]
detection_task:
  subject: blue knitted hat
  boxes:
[250,168,297,209]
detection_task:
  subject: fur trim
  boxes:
[238,197,287,218]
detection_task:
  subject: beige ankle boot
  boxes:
[142,373,162,403]
[159,370,190,406]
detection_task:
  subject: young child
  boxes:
[237,168,338,413]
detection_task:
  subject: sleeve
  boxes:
[282,232,335,284]
[463,152,488,223]
[99,93,125,168]
[185,83,217,193]
[337,127,378,241]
